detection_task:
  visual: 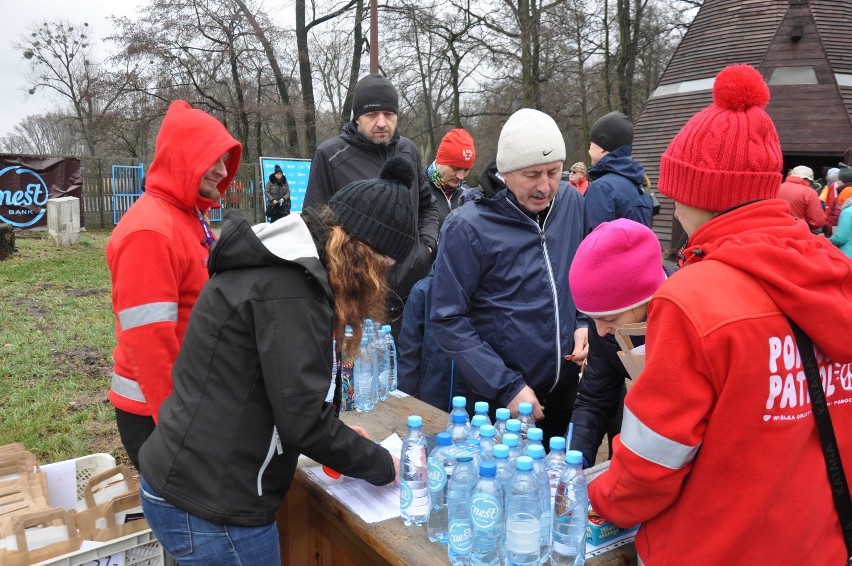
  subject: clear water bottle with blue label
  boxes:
[493,408,510,443]
[449,396,469,428]
[551,450,589,566]
[517,402,535,440]
[400,415,429,526]
[478,425,496,462]
[375,326,390,401]
[525,427,544,454]
[504,455,542,566]
[448,411,472,445]
[470,461,503,566]
[428,432,455,544]
[474,401,492,427]
[353,335,376,412]
[381,324,398,393]
[470,414,489,440]
[447,455,477,565]
[492,444,515,506]
[527,444,552,563]
[545,436,568,503]
[505,419,523,446]
[502,433,523,464]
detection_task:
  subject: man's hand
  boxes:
[272,199,278,205]
[392,455,401,486]
[507,385,544,421]
[569,326,589,365]
[350,425,370,439]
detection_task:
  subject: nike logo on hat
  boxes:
[543,149,554,156]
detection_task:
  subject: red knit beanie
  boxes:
[436,128,476,169]
[658,65,783,212]
[569,219,666,317]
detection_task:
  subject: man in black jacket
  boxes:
[304,74,439,337]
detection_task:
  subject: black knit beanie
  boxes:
[352,74,399,120]
[328,157,416,262]
[589,111,634,152]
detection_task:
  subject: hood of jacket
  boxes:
[589,145,645,185]
[682,199,852,361]
[145,100,242,212]
[476,156,507,198]
[339,120,401,152]
[209,209,332,302]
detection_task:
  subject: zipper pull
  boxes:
[274,427,284,455]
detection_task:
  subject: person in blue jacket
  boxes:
[585,111,653,230]
[430,108,589,441]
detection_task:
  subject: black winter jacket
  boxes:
[139,209,395,527]
[304,122,439,303]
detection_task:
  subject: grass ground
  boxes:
[0,230,129,466]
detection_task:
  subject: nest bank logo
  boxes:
[0,166,49,228]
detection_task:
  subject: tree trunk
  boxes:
[296,0,318,154]
[342,0,366,128]
[0,224,15,261]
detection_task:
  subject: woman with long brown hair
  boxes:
[137,158,417,564]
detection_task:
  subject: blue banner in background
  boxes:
[259,157,311,213]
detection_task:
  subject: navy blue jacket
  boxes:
[430,184,587,407]
[397,272,469,411]
[585,145,652,230]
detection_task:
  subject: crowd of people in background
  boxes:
[107,65,852,564]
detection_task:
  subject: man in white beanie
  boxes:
[430,108,589,441]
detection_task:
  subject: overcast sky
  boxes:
[0,0,144,138]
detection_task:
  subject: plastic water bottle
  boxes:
[526,427,544,454]
[474,401,492,427]
[551,450,589,566]
[381,324,398,392]
[478,425,496,462]
[448,456,477,565]
[502,433,523,464]
[526,444,552,563]
[470,414,489,440]
[492,444,514,506]
[375,326,390,401]
[400,415,429,526]
[545,437,568,502]
[448,412,472,445]
[428,432,454,544]
[517,402,535,440]
[506,419,523,446]
[504,456,542,565]
[493,408,510,443]
[449,396,469,428]
[353,335,376,412]
[470,462,503,566]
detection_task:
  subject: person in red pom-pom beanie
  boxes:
[426,128,477,232]
[588,64,852,565]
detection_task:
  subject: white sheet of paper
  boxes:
[307,434,403,523]
[41,458,78,510]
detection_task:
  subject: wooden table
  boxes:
[276,393,636,565]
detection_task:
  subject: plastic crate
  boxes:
[33,529,170,566]
[41,453,117,509]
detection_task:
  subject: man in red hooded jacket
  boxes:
[588,65,852,564]
[106,101,242,468]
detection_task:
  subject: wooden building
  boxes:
[633,0,852,254]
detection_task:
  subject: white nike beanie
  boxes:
[496,108,566,174]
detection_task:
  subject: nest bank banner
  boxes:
[259,157,311,213]
[0,155,83,229]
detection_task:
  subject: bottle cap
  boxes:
[549,436,566,451]
[475,401,489,414]
[479,461,496,477]
[436,432,452,446]
[480,425,495,438]
[493,444,509,459]
[321,465,342,479]
[452,412,467,424]
[381,324,391,333]
[495,407,510,420]
[452,396,466,408]
[516,456,533,471]
[527,427,543,441]
[527,444,544,459]
[566,450,584,465]
[518,402,533,415]
[506,419,521,432]
[502,433,519,447]
[407,415,423,428]
[457,455,473,462]
[471,415,488,428]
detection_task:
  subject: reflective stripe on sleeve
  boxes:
[620,405,701,470]
[118,302,178,330]
[110,372,147,404]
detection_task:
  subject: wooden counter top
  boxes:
[276,392,635,566]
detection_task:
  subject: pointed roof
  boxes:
[635,0,852,250]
